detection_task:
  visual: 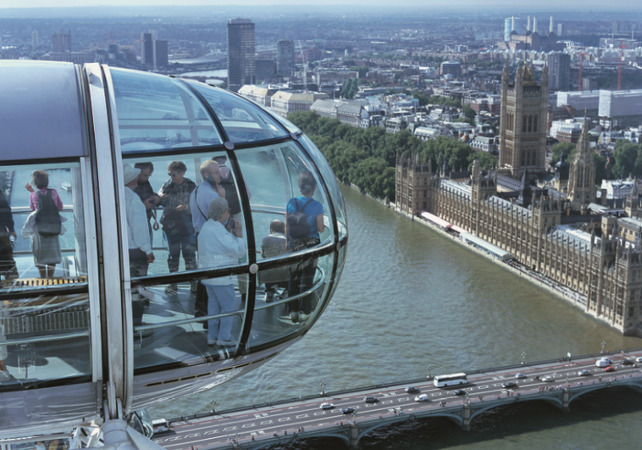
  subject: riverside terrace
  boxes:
[153,349,642,449]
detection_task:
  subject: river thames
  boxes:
[152,185,642,449]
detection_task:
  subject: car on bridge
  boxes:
[453,389,466,396]
[604,365,615,372]
[364,396,378,404]
[577,369,591,376]
[515,372,527,379]
[595,358,612,367]
[320,402,335,410]
[502,381,518,389]
[542,375,554,382]
[414,394,430,402]
[622,358,635,366]
[341,407,355,415]
[405,386,420,394]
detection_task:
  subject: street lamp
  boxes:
[521,352,526,365]
[601,340,606,354]
[320,380,326,397]
[427,365,432,379]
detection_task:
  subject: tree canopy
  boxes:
[288,111,497,200]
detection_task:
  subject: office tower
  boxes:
[549,16,554,34]
[548,52,570,91]
[499,61,549,178]
[532,17,538,34]
[504,17,513,41]
[141,32,153,66]
[52,30,71,53]
[31,30,39,49]
[527,16,531,32]
[557,23,564,37]
[277,39,295,78]
[227,18,256,92]
[154,40,168,68]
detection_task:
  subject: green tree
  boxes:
[550,142,577,167]
[612,141,642,178]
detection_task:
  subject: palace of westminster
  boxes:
[396,61,642,336]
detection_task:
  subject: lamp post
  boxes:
[521,352,526,365]
[601,340,606,354]
[320,380,326,397]
[427,365,432,379]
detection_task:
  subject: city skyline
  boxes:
[2,0,641,10]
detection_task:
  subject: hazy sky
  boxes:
[1,0,640,9]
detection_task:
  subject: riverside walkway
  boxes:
[153,349,642,449]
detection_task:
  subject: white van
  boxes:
[595,358,612,367]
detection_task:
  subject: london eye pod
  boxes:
[0,60,348,440]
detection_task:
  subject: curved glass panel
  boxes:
[185,81,289,144]
[122,153,249,368]
[0,61,87,161]
[299,134,348,239]
[110,68,223,152]
[235,142,332,259]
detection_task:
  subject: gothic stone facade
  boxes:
[396,155,642,335]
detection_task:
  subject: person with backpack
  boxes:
[285,171,325,320]
[25,170,63,278]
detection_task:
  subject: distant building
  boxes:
[227,18,256,92]
[499,61,549,178]
[237,85,279,107]
[52,30,71,53]
[141,32,154,67]
[269,90,328,117]
[310,99,365,127]
[548,53,570,92]
[255,59,276,82]
[396,149,642,336]
[598,89,642,128]
[440,61,462,78]
[276,39,295,78]
[154,40,168,69]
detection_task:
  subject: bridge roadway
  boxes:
[153,349,642,449]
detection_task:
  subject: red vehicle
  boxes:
[604,365,615,372]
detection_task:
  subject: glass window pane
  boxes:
[1,163,88,286]
[185,81,289,144]
[249,253,333,349]
[131,279,244,369]
[299,134,347,239]
[111,68,222,152]
[235,142,332,264]
[1,162,90,389]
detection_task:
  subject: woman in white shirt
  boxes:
[198,197,246,346]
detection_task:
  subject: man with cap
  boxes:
[124,164,155,327]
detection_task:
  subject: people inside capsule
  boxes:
[285,171,325,320]
[189,160,225,319]
[198,196,245,347]
[212,155,249,302]
[260,219,288,302]
[123,164,155,328]
[133,162,160,243]
[159,161,196,295]
[25,170,63,279]
[0,188,18,281]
